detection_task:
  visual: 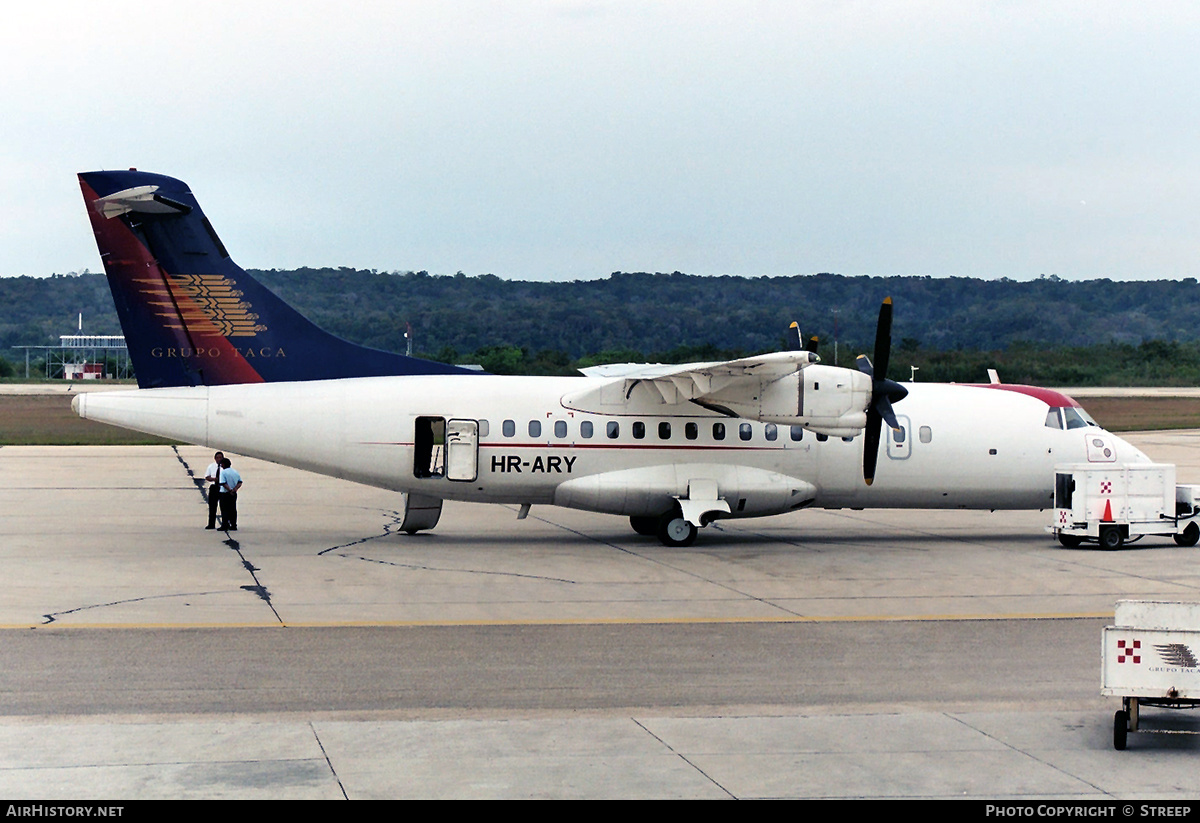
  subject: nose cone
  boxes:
[1109,430,1152,464]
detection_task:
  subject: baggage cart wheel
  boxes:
[1099,525,1123,551]
[1057,533,1083,548]
[1174,522,1200,547]
[1114,710,1128,750]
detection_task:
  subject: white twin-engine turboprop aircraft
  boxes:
[72,170,1149,546]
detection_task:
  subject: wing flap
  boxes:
[575,350,819,406]
[564,353,872,436]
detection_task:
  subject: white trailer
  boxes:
[1102,600,1200,750]
[1051,462,1200,549]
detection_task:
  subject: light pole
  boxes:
[831,309,840,366]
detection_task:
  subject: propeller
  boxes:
[855,297,909,486]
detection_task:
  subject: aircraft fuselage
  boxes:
[73,375,1143,519]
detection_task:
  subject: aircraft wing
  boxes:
[577,350,820,405]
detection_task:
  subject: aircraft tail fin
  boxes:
[79,169,475,388]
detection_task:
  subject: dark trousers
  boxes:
[207,484,220,527]
[218,491,238,529]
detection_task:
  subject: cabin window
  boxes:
[685,422,698,440]
[919,425,932,443]
[607,421,620,439]
[713,423,726,441]
[765,423,778,441]
[478,419,489,438]
[529,420,541,437]
[554,420,567,438]
[502,419,515,437]
[632,421,646,439]
[581,420,594,438]
[893,426,906,443]
[658,422,671,440]
[790,425,804,441]
[739,423,753,441]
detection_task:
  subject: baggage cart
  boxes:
[1052,462,1200,549]
[1102,600,1200,749]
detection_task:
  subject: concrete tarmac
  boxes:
[1,434,1199,799]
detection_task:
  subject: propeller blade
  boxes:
[806,334,819,354]
[872,296,893,383]
[786,322,803,351]
[876,398,899,432]
[863,407,882,486]
[855,353,873,378]
[860,296,906,486]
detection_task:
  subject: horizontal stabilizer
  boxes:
[93,185,192,219]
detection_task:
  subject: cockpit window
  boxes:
[1061,407,1092,430]
[1044,408,1063,429]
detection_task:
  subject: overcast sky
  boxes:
[4,1,1200,281]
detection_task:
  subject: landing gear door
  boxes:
[445,419,479,482]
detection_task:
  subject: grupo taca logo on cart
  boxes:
[1149,643,1199,672]
[1117,639,1199,670]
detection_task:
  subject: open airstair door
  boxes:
[445,419,480,482]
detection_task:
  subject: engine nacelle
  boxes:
[553,463,818,519]
[704,364,871,436]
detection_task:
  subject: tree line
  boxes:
[4,268,1200,385]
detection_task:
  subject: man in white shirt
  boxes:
[204,451,224,529]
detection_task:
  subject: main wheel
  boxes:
[1174,522,1200,547]
[1114,709,1129,750]
[630,516,658,536]
[1057,532,1083,548]
[657,514,697,547]
[1099,525,1124,551]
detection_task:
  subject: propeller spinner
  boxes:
[855,297,909,486]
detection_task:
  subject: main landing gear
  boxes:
[630,512,699,547]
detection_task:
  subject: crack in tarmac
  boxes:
[174,447,284,625]
[39,591,228,625]
[321,508,579,583]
